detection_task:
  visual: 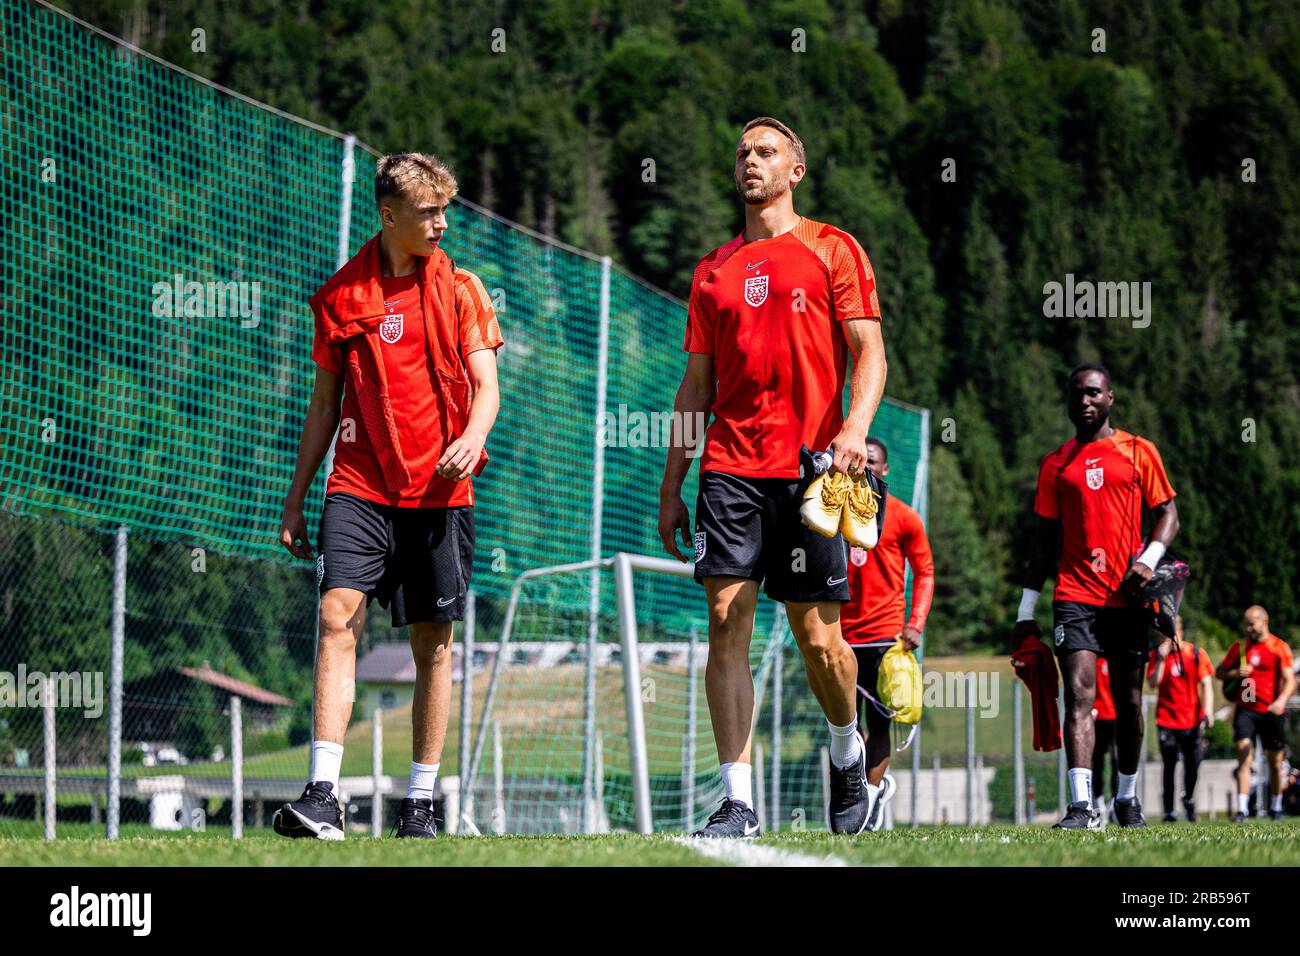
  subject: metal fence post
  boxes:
[910,722,921,828]
[492,719,505,834]
[43,675,55,841]
[107,523,126,839]
[1057,687,1067,817]
[821,747,831,830]
[459,590,475,831]
[683,626,698,830]
[1013,678,1025,825]
[371,706,383,838]
[583,254,612,835]
[965,674,975,824]
[770,633,782,833]
[230,695,243,839]
[753,743,765,831]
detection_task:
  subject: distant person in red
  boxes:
[1147,615,1213,822]
[1090,656,1118,821]
[1216,606,1295,821]
[840,437,934,831]
[1012,364,1179,830]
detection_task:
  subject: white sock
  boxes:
[720,761,753,808]
[1068,767,1092,805]
[1116,772,1137,802]
[408,761,440,801]
[1271,794,1283,813]
[828,720,862,769]
[1238,793,1250,814]
[309,740,344,788]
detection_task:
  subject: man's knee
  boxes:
[706,584,756,647]
[319,590,363,643]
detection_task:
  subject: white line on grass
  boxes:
[673,836,853,867]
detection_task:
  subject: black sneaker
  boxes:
[273,781,344,841]
[1183,801,1197,822]
[1114,797,1147,828]
[1233,811,1249,823]
[691,798,760,838]
[1268,808,1284,821]
[865,773,896,832]
[1053,800,1103,830]
[1162,811,1177,823]
[392,797,437,838]
[828,732,872,834]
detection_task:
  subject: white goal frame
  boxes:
[462,552,692,835]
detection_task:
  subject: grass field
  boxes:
[4,818,1297,867]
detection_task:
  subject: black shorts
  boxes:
[1233,707,1287,751]
[1052,601,1151,666]
[692,471,850,604]
[316,492,474,627]
[851,644,892,735]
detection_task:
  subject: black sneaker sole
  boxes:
[272,806,345,841]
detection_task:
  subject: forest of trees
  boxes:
[43,0,1300,653]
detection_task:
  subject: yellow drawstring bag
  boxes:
[877,638,923,726]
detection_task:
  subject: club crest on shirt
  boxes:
[744,274,768,307]
[849,546,868,567]
[380,313,403,344]
[1085,466,1104,490]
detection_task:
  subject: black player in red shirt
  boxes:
[1013,365,1179,829]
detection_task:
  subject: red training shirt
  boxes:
[313,269,502,508]
[1220,635,1294,713]
[684,216,881,478]
[1034,429,1175,607]
[1093,657,1116,721]
[841,495,934,645]
[1146,643,1212,729]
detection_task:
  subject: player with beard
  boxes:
[659,116,888,836]
[1012,364,1179,830]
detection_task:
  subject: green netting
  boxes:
[0,0,932,835]
[0,0,927,617]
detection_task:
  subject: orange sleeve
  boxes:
[1277,639,1294,671]
[1135,437,1176,508]
[1197,649,1213,680]
[902,508,934,632]
[828,231,881,322]
[455,271,504,362]
[1033,452,1061,519]
[684,265,715,354]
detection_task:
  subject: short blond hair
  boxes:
[374,152,458,209]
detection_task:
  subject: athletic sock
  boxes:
[1238,793,1250,815]
[720,761,753,809]
[407,761,440,801]
[309,740,344,789]
[1068,767,1093,805]
[828,719,862,769]
[1271,794,1283,813]
[1115,771,1137,803]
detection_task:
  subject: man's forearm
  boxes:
[463,379,500,442]
[660,381,712,498]
[285,402,340,507]
[843,339,886,436]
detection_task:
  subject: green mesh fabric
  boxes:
[0,0,927,620]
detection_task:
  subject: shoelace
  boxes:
[300,783,335,808]
[705,800,744,827]
[392,802,434,837]
[819,472,851,508]
[844,478,880,520]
